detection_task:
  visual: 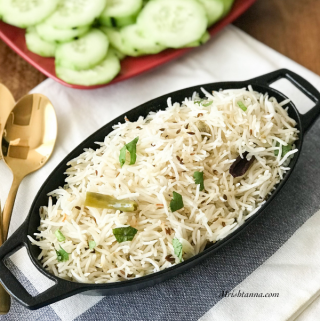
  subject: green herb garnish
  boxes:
[170,191,184,212]
[56,246,69,262]
[172,238,183,262]
[119,137,139,167]
[194,99,204,105]
[55,229,65,242]
[193,171,204,191]
[89,240,96,249]
[194,99,212,107]
[202,101,213,107]
[113,226,138,243]
[237,101,247,111]
[274,141,292,157]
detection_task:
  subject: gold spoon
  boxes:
[0,93,57,314]
[0,84,15,158]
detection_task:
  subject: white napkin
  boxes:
[1,25,320,321]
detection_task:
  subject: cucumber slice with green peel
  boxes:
[99,14,137,28]
[100,26,138,56]
[0,0,59,28]
[221,0,234,16]
[198,0,224,26]
[111,47,126,60]
[184,31,210,47]
[99,0,142,27]
[35,23,90,43]
[100,27,126,53]
[26,27,56,57]
[137,0,208,48]
[56,49,121,86]
[55,29,109,71]
[121,24,166,55]
[45,0,107,29]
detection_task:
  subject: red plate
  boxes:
[0,0,255,90]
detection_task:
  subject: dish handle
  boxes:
[0,222,84,310]
[251,68,320,132]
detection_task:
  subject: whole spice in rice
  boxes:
[229,152,255,178]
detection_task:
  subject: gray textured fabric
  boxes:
[1,119,317,321]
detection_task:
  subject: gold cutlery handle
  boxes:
[0,284,10,315]
[0,176,22,314]
[0,202,10,314]
[2,175,22,241]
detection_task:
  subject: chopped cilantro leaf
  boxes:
[119,137,139,167]
[193,171,204,191]
[172,238,183,262]
[170,191,184,212]
[113,226,138,243]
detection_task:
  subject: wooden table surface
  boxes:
[1,0,319,100]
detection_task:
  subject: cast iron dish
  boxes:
[0,69,319,310]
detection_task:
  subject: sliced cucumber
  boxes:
[184,31,210,47]
[111,47,126,60]
[198,0,224,26]
[100,26,138,56]
[25,27,56,57]
[221,0,235,16]
[99,0,142,28]
[55,29,109,71]
[56,49,121,86]
[35,23,90,43]
[137,0,208,48]
[121,24,166,55]
[0,0,59,28]
[45,0,107,29]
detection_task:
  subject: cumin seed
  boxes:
[187,132,195,135]
[176,129,181,134]
[159,128,165,131]
[176,156,184,164]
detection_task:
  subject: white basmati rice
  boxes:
[28,87,299,283]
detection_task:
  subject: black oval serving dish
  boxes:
[0,69,319,310]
